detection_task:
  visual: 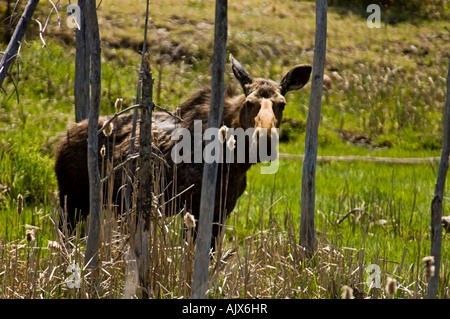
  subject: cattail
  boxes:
[423,256,435,282]
[103,122,114,137]
[385,277,397,298]
[226,134,236,151]
[115,97,123,113]
[26,228,36,242]
[17,194,23,215]
[443,216,450,233]
[183,212,196,229]
[100,144,106,158]
[341,285,353,299]
[12,244,26,250]
[323,74,332,91]
[47,240,62,251]
[218,125,228,144]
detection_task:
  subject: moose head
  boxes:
[230,54,312,135]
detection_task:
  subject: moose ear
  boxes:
[230,54,253,94]
[279,65,312,95]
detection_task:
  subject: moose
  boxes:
[54,55,311,248]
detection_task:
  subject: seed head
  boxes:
[443,216,450,233]
[218,125,228,144]
[100,144,106,158]
[341,285,353,299]
[103,122,114,137]
[26,228,36,242]
[422,256,435,281]
[227,134,236,151]
[47,240,62,251]
[17,194,23,216]
[115,97,123,113]
[385,277,397,298]
[183,212,196,229]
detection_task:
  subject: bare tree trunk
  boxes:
[74,0,90,123]
[125,0,151,213]
[134,51,153,299]
[299,0,327,257]
[427,55,450,299]
[128,0,152,299]
[191,0,228,299]
[84,0,102,270]
[0,0,39,89]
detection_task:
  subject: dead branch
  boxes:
[100,153,139,184]
[97,103,183,136]
[0,0,39,89]
[43,0,61,33]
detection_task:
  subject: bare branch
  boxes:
[33,18,52,58]
[10,0,21,25]
[154,103,183,122]
[6,73,20,103]
[100,153,139,183]
[97,104,141,134]
[0,0,39,89]
[43,0,61,33]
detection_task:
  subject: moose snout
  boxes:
[254,99,277,135]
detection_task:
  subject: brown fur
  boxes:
[54,58,311,247]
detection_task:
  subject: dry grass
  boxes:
[1,179,447,299]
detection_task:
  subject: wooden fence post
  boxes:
[74,0,90,123]
[134,50,153,299]
[84,0,102,270]
[132,0,152,298]
[299,0,327,257]
[427,55,450,299]
[191,0,228,299]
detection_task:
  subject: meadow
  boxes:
[0,0,449,298]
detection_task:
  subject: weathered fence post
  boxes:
[84,0,102,270]
[427,55,450,299]
[134,50,153,299]
[74,0,90,123]
[299,0,327,257]
[191,0,228,299]
[0,0,39,89]
[125,0,151,215]
[132,0,152,299]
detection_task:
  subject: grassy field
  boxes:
[0,0,449,298]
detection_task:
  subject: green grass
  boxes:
[0,0,450,298]
[234,160,444,263]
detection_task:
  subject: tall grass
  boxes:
[2,138,448,299]
[1,180,447,298]
[1,0,450,299]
